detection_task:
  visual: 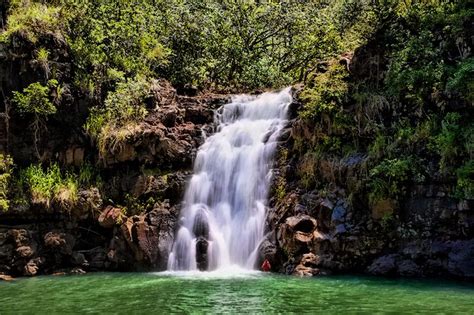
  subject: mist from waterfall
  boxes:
[168,88,292,271]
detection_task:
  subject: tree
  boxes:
[12,80,59,158]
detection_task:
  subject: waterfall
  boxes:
[168,88,292,271]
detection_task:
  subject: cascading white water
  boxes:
[168,88,292,271]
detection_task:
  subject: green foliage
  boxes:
[12,81,57,116]
[385,29,446,108]
[300,62,349,119]
[85,76,150,156]
[447,57,474,103]
[383,1,473,107]
[123,194,155,217]
[369,157,424,203]
[12,80,60,157]
[0,1,64,43]
[456,161,474,199]
[78,162,102,188]
[0,155,14,212]
[66,0,170,94]
[298,152,319,189]
[433,113,462,172]
[20,163,77,208]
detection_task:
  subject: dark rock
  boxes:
[44,231,75,256]
[71,252,88,267]
[397,260,421,276]
[72,188,103,220]
[257,237,278,268]
[196,237,208,271]
[87,248,107,270]
[331,203,346,224]
[367,255,399,276]
[335,224,347,235]
[277,214,317,256]
[192,207,209,238]
[448,240,474,278]
[98,206,124,228]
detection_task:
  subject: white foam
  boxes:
[168,88,292,271]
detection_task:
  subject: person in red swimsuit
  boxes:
[261,259,271,272]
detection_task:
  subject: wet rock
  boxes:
[0,274,14,281]
[196,237,208,271]
[398,260,420,277]
[192,207,210,238]
[24,257,44,276]
[293,264,319,277]
[70,267,86,275]
[367,254,398,276]
[448,240,474,278]
[257,237,278,268]
[293,253,320,277]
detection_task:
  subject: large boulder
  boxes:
[278,214,318,256]
[367,254,399,276]
[44,231,75,256]
[115,203,178,270]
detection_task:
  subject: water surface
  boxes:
[1,271,473,314]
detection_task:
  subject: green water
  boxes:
[1,271,473,314]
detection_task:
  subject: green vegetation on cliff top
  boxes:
[0,0,472,212]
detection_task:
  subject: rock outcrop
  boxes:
[0,31,228,276]
[267,65,474,281]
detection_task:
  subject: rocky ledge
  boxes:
[0,80,229,277]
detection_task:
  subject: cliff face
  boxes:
[0,32,229,277]
[263,40,474,280]
[267,128,473,279]
[0,6,472,280]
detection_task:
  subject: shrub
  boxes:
[433,112,461,172]
[300,62,349,120]
[0,155,13,212]
[12,81,57,115]
[447,57,474,103]
[12,80,58,158]
[456,161,474,199]
[368,157,424,203]
[84,75,150,157]
[20,163,78,209]
[0,1,64,43]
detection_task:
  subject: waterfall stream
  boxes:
[168,88,292,271]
